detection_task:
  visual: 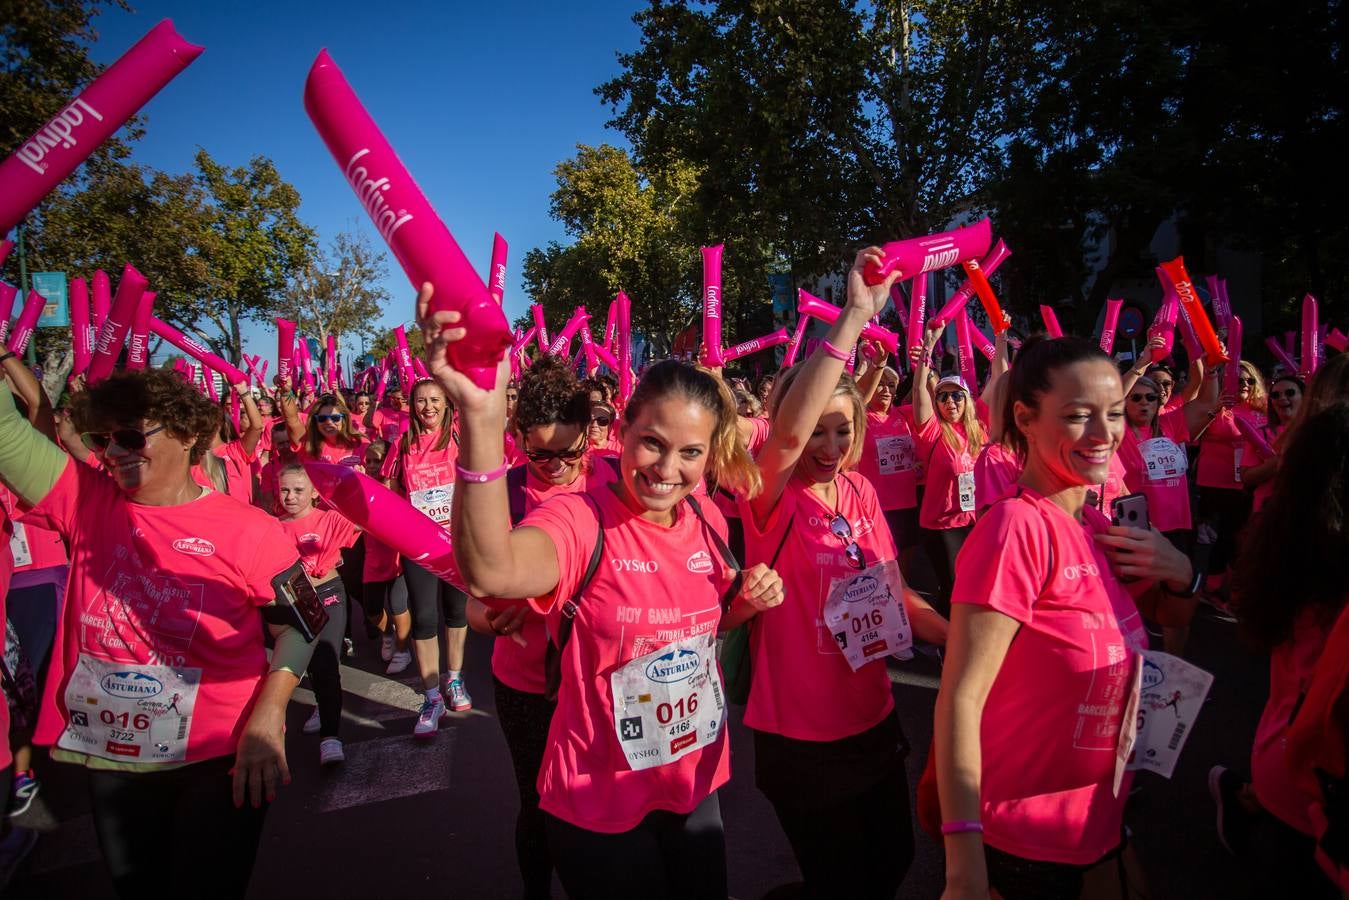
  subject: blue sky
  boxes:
[87,0,646,367]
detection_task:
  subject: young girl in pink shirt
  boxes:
[419,284,785,900]
[936,336,1194,900]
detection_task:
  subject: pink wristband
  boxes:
[820,339,851,362]
[456,461,509,484]
[940,820,984,835]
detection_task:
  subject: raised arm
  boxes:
[855,341,889,406]
[0,381,69,507]
[1,352,56,442]
[235,382,265,457]
[1179,354,1204,403]
[910,322,942,428]
[1182,365,1223,438]
[275,377,306,448]
[748,249,899,530]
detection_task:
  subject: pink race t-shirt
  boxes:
[490,458,620,696]
[738,472,897,741]
[2,484,68,572]
[299,437,369,470]
[0,509,12,769]
[373,408,410,444]
[23,459,300,766]
[1096,452,1128,513]
[916,416,979,530]
[1198,405,1266,490]
[857,407,919,511]
[363,536,401,582]
[191,440,257,508]
[974,442,1021,514]
[1246,422,1285,513]
[522,486,735,833]
[952,487,1142,865]
[277,508,358,579]
[382,430,459,529]
[1119,409,1192,532]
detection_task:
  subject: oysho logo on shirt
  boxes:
[686,550,714,574]
[612,558,659,574]
[1062,562,1101,581]
[172,537,216,557]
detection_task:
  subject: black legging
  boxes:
[338,540,365,639]
[544,791,727,900]
[366,571,410,618]
[921,524,972,615]
[401,556,468,639]
[494,677,557,900]
[87,756,268,899]
[310,579,348,738]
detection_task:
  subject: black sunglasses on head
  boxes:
[80,424,167,452]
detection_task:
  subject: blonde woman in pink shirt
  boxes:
[936,336,1194,900]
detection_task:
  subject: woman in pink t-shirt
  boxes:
[420,282,784,899]
[274,465,358,766]
[1240,373,1303,512]
[0,368,313,897]
[1207,402,1349,898]
[935,336,1193,900]
[742,249,948,898]
[855,359,924,568]
[193,379,265,507]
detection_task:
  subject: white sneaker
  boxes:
[303,706,321,735]
[413,694,445,738]
[385,649,412,675]
[380,633,395,662]
[443,676,473,712]
[319,737,345,765]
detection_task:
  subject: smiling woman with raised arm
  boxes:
[418,283,784,900]
[0,367,315,898]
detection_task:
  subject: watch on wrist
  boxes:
[1164,566,1205,598]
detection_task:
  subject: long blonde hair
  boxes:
[935,379,986,456]
[1239,360,1268,413]
[768,363,868,471]
[304,393,363,458]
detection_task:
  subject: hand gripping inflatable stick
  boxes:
[4,290,45,355]
[304,50,511,390]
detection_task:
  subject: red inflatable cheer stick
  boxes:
[1157,257,1227,367]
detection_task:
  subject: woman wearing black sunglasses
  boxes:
[740,249,947,899]
[1240,374,1304,512]
[0,368,313,897]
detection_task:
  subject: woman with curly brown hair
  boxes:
[0,367,316,898]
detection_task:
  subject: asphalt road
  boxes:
[6,606,1271,899]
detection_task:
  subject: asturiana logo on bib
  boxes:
[843,575,879,602]
[612,558,659,574]
[1062,562,1101,581]
[172,537,216,557]
[421,488,451,504]
[645,648,700,683]
[100,671,164,699]
[686,551,714,574]
[1142,657,1165,690]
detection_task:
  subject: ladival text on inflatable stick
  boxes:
[955,310,977,391]
[511,325,536,360]
[393,325,416,388]
[1301,293,1320,378]
[0,240,12,268]
[91,269,111,332]
[906,273,929,354]
[70,277,93,374]
[125,290,155,369]
[961,258,1012,334]
[722,328,790,363]
[699,244,726,366]
[87,264,148,384]
[782,314,810,368]
[929,239,1012,328]
[964,311,996,362]
[276,318,296,385]
[1264,336,1298,374]
[1099,298,1123,355]
[487,232,508,305]
[863,218,992,286]
[1222,317,1244,399]
[304,50,511,390]
[1234,415,1275,462]
[304,461,465,588]
[578,312,599,374]
[797,290,899,355]
[616,290,633,403]
[1158,257,1227,366]
[149,317,247,384]
[0,21,204,235]
[5,290,45,355]
[547,308,587,357]
[1039,306,1064,338]
[0,283,17,346]
[530,304,550,353]
[1145,295,1177,363]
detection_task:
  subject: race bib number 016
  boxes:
[610,631,725,772]
[58,655,200,764]
[824,559,913,671]
[1141,438,1186,482]
[410,483,454,527]
[1115,651,1213,793]
[876,435,915,475]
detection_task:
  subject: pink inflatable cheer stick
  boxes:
[1039,306,1064,338]
[511,325,536,364]
[0,283,17,346]
[1233,416,1275,462]
[487,232,508,305]
[962,258,1012,334]
[87,264,148,384]
[69,277,93,374]
[929,239,1012,329]
[149,317,247,384]
[412,356,429,380]
[783,314,811,368]
[1264,336,1298,374]
[1222,317,1244,399]
[1301,293,1320,378]
[304,50,511,390]
[591,341,620,373]
[1145,295,1177,363]
[797,290,900,355]
[1100,298,1123,355]
[547,307,587,357]
[530,304,551,353]
[1174,293,1202,362]
[964,311,996,362]
[393,325,416,388]
[906,274,929,354]
[0,240,12,268]
[722,328,790,363]
[578,312,599,374]
[1158,257,1227,367]
[863,218,993,286]
[91,269,111,332]
[325,334,338,389]
[1326,328,1348,354]
[204,367,219,402]
[0,21,204,235]
[1206,276,1232,334]
[243,355,265,389]
[276,318,296,385]
[258,360,270,392]
[375,363,390,405]
[124,290,156,370]
[887,282,909,328]
[5,290,45,355]
[298,342,315,393]
[617,291,633,403]
[304,462,465,588]
[955,309,978,391]
[603,300,618,353]
[699,245,726,366]
[1282,330,1296,356]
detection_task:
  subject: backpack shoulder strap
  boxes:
[551,492,606,656]
[685,493,744,613]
